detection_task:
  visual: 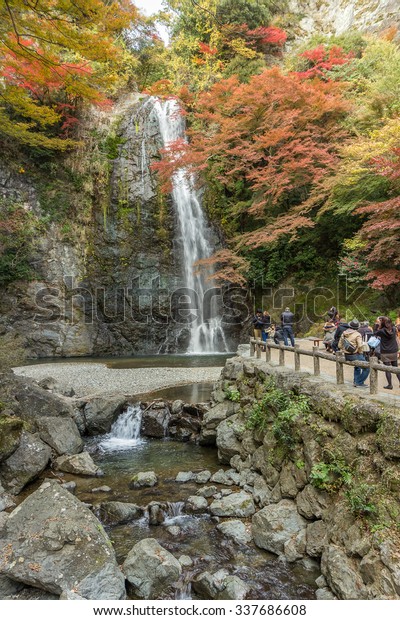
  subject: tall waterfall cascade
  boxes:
[151,98,228,354]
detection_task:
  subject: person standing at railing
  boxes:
[261,310,272,342]
[375,316,400,390]
[252,309,264,340]
[338,319,370,388]
[281,307,295,347]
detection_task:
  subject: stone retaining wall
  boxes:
[201,356,400,600]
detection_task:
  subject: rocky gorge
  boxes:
[1,354,400,600]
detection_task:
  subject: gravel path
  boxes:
[13,363,223,398]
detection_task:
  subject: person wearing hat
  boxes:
[338,318,370,388]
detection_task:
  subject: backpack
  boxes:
[343,336,357,354]
[367,336,380,349]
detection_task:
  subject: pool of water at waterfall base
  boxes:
[25,353,235,369]
[75,434,317,600]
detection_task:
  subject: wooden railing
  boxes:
[249,338,400,396]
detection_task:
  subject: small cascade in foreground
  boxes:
[151,98,227,354]
[99,404,144,451]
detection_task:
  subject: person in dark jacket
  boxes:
[281,307,295,346]
[261,310,272,342]
[274,325,285,344]
[331,318,350,352]
[358,321,373,341]
[252,309,264,339]
[376,316,400,390]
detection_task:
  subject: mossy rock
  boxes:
[377,413,400,459]
[0,414,23,462]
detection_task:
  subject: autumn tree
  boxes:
[0,0,138,149]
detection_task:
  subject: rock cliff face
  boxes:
[289,0,400,39]
[0,96,242,357]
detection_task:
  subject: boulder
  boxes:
[123,538,181,598]
[209,491,255,518]
[99,501,142,526]
[306,521,328,557]
[37,377,57,391]
[217,575,249,600]
[210,469,234,486]
[321,544,367,599]
[200,402,238,445]
[55,452,102,477]
[129,471,157,489]
[216,415,243,464]
[147,502,166,526]
[194,470,212,484]
[141,406,170,438]
[91,486,112,493]
[83,396,126,435]
[13,382,76,421]
[197,485,217,498]
[175,471,194,483]
[283,529,306,562]
[192,570,249,600]
[0,415,23,463]
[186,496,208,512]
[252,500,307,556]
[0,480,125,599]
[296,485,330,520]
[171,400,184,415]
[217,519,252,545]
[0,431,51,494]
[380,540,400,596]
[36,416,83,456]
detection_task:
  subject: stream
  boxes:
[68,397,318,600]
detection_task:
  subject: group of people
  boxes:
[252,307,295,347]
[323,308,400,389]
[252,304,400,390]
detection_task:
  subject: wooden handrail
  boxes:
[249,338,400,395]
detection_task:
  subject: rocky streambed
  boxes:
[0,369,319,600]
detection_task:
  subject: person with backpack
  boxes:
[375,316,400,390]
[252,309,264,339]
[338,318,370,388]
[261,310,272,342]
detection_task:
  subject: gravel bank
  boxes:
[13,363,222,398]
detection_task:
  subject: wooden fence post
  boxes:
[336,352,345,385]
[369,359,378,395]
[279,343,285,366]
[250,338,255,357]
[294,345,301,371]
[265,342,271,362]
[256,341,261,359]
[313,346,320,376]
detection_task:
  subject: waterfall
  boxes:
[151,98,228,354]
[99,404,144,451]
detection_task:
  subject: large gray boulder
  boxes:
[14,382,76,420]
[83,396,126,435]
[200,402,239,446]
[99,501,142,526]
[0,431,51,494]
[296,484,330,520]
[252,500,307,555]
[36,416,83,456]
[321,545,367,599]
[217,519,252,545]
[0,480,126,599]
[192,569,249,600]
[210,491,255,518]
[55,452,102,477]
[141,406,170,438]
[129,471,158,489]
[216,415,243,464]
[123,538,181,598]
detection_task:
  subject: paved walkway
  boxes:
[254,338,400,407]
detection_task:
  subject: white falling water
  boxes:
[151,98,228,354]
[99,404,144,451]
